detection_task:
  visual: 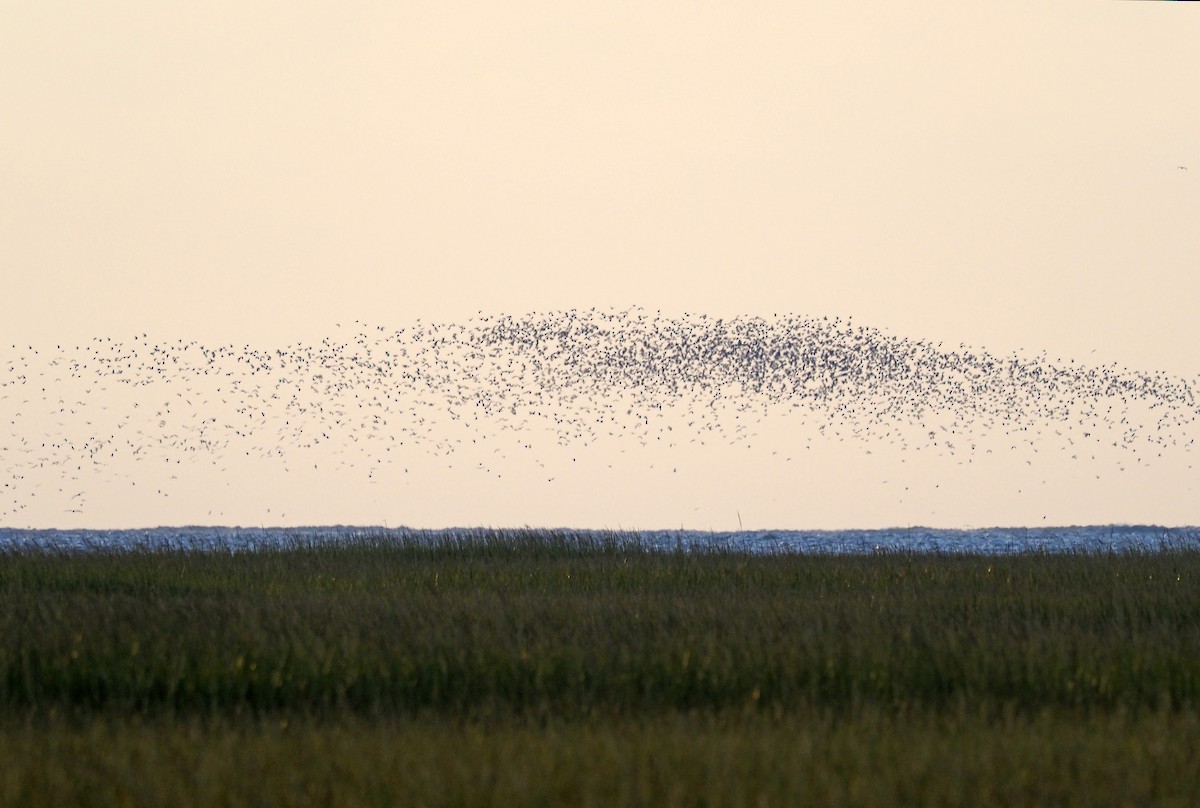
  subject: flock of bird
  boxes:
[2,308,1197,522]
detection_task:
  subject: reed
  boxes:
[2,531,1198,805]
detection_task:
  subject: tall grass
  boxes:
[2,530,1198,805]
[3,532,1197,717]
[4,709,1198,808]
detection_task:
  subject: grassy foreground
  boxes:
[2,530,1198,806]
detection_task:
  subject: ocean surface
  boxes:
[1,524,1196,555]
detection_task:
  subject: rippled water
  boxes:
[1,524,1196,555]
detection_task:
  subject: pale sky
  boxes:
[2,1,1198,530]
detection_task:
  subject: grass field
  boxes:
[2,530,1198,806]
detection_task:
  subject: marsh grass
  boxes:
[4,708,1199,807]
[2,530,1199,805]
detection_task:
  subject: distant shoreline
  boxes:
[3,523,1198,555]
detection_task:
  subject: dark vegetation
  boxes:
[2,530,1198,806]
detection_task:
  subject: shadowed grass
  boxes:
[3,708,1198,808]
[2,530,1198,805]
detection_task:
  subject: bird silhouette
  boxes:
[1,308,1197,523]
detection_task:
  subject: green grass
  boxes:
[2,530,1199,805]
[4,709,1198,807]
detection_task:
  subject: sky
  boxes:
[2,1,1198,530]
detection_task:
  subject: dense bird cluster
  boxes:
[2,309,1196,521]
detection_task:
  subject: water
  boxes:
[0,524,1195,555]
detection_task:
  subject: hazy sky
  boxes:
[2,2,1198,530]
